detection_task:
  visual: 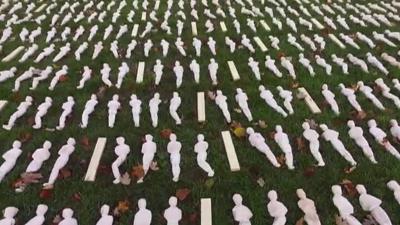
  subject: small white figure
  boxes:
[247,57,260,80]
[280,57,296,79]
[34,44,55,63]
[169,92,182,125]
[153,60,164,86]
[356,32,375,48]
[125,40,137,58]
[208,58,219,85]
[59,208,78,225]
[315,55,332,75]
[259,85,287,117]
[115,62,129,89]
[144,39,153,57]
[160,39,169,57]
[246,128,280,167]
[269,36,280,50]
[298,54,315,76]
[381,53,400,69]
[302,122,325,166]
[215,90,231,123]
[111,137,130,184]
[175,37,186,56]
[313,34,326,50]
[0,67,17,83]
[25,204,48,225]
[189,59,200,84]
[274,125,295,170]
[393,79,400,92]
[366,52,388,75]
[49,65,69,91]
[0,141,22,182]
[347,120,377,164]
[357,81,385,110]
[373,31,396,47]
[276,86,294,115]
[265,56,282,78]
[43,138,75,186]
[387,180,400,205]
[53,43,71,62]
[56,96,75,130]
[80,94,98,128]
[339,33,360,49]
[129,94,142,127]
[194,134,215,176]
[356,184,392,225]
[13,67,35,92]
[133,199,152,225]
[321,84,340,115]
[193,38,202,56]
[107,95,120,128]
[390,119,400,141]
[288,33,304,51]
[241,34,255,53]
[95,205,113,225]
[31,66,53,90]
[92,41,104,59]
[26,141,51,173]
[320,124,357,166]
[77,66,92,89]
[267,190,288,225]
[173,61,184,88]
[149,93,161,128]
[225,37,236,53]
[232,194,253,225]
[331,185,362,225]
[0,207,18,225]
[32,97,52,129]
[235,88,253,121]
[368,119,400,160]
[3,96,33,130]
[100,63,113,87]
[138,135,157,183]
[208,37,217,55]
[164,197,182,225]
[338,83,363,112]
[296,189,321,225]
[331,54,349,74]
[375,78,400,108]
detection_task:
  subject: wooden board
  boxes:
[227,61,240,81]
[328,34,346,49]
[220,22,227,32]
[197,92,206,122]
[221,131,240,171]
[192,22,198,36]
[136,62,145,83]
[0,100,7,112]
[298,87,322,114]
[131,24,139,37]
[141,12,147,21]
[253,36,268,52]
[201,198,212,225]
[260,20,271,31]
[84,138,107,181]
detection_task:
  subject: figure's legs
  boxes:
[197,159,214,176]
[108,113,116,128]
[170,109,181,125]
[151,111,158,127]
[285,152,294,170]
[310,143,325,166]
[81,111,89,128]
[242,107,253,121]
[283,100,294,114]
[133,112,140,127]
[111,157,124,184]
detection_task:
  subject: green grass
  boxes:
[0,0,400,224]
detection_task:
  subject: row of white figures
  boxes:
[233,182,397,225]
[0,197,181,225]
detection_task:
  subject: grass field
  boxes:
[0,0,400,224]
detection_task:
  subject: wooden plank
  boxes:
[297,87,322,114]
[311,18,325,29]
[154,0,160,10]
[141,12,146,21]
[136,61,145,83]
[84,138,107,181]
[197,92,206,122]
[0,100,7,112]
[202,0,208,7]
[2,46,24,62]
[253,36,268,52]
[260,20,271,31]
[201,198,212,225]
[34,3,47,13]
[221,131,240,171]
[227,61,240,81]
[131,24,139,37]
[191,22,198,36]
[328,34,346,49]
[220,22,227,32]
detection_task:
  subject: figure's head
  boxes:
[138,198,147,209]
[387,180,399,190]
[156,59,161,64]
[173,92,179,98]
[299,53,304,58]
[145,134,153,141]
[67,138,76,146]
[276,86,283,91]
[357,81,364,87]
[356,184,367,194]
[258,85,265,91]
[275,125,282,132]
[10,67,17,73]
[197,134,204,141]
[210,58,215,63]
[91,94,97,100]
[36,204,48,216]
[43,141,52,149]
[131,94,137,100]
[267,190,278,201]
[154,93,160,99]
[347,120,355,128]
[3,207,18,218]
[100,204,110,215]
[248,57,254,62]
[112,94,119,101]
[296,189,306,199]
[25,96,33,102]
[390,119,398,126]
[322,84,328,90]
[169,196,178,206]
[319,124,328,131]
[175,61,180,66]
[169,133,177,141]
[232,193,243,205]
[236,88,243,93]
[216,90,222,95]
[45,97,52,103]
[393,79,399,85]
[302,122,310,130]
[62,208,74,218]
[67,96,74,102]
[116,136,125,144]
[246,127,254,135]
[338,83,345,89]
[331,185,342,195]
[368,119,377,128]
[12,140,21,149]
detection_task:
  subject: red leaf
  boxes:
[160,129,173,139]
[72,192,81,202]
[176,188,191,201]
[58,168,72,179]
[131,165,144,179]
[39,188,53,199]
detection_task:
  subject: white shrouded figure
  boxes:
[92,42,103,59]
[138,135,157,183]
[173,61,184,88]
[74,42,88,61]
[169,92,182,125]
[298,53,315,76]
[246,128,280,167]
[235,88,253,121]
[0,67,17,83]
[265,55,282,78]
[43,138,75,186]
[153,60,164,86]
[357,81,385,110]
[77,66,92,89]
[133,199,152,225]
[130,94,142,127]
[26,141,51,173]
[208,58,219,85]
[34,44,55,63]
[366,52,389,75]
[31,66,53,90]
[356,184,392,225]
[347,53,369,73]
[194,134,215,176]
[149,93,161,127]
[368,119,400,160]
[167,134,181,182]
[193,38,202,56]
[248,57,260,80]
[347,120,377,164]
[111,137,130,184]
[0,207,18,225]
[101,63,112,87]
[115,62,129,89]
[95,204,113,225]
[215,90,231,123]
[331,54,348,74]
[53,43,71,62]
[302,122,325,167]
[390,119,400,141]
[280,57,296,79]
[274,125,295,170]
[175,37,186,56]
[144,39,153,57]
[126,40,137,58]
[160,39,169,57]
[387,180,400,205]
[33,97,52,129]
[315,55,332,75]
[296,189,321,225]
[259,85,287,117]
[331,185,362,225]
[13,67,35,92]
[276,86,294,115]
[232,194,253,225]
[320,124,357,166]
[107,95,120,128]
[0,141,22,182]
[164,197,182,225]
[59,208,78,225]
[25,204,48,225]
[338,83,363,112]
[321,84,340,115]
[190,60,200,84]
[56,96,75,130]
[375,78,400,108]
[49,65,68,91]
[267,190,288,225]
[3,96,33,130]
[81,94,98,128]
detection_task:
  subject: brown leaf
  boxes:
[120,172,131,185]
[80,136,90,148]
[295,217,305,225]
[296,137,306,152]
[350,110,367,121]
[58,168,72,179]
[276,154,286,167]
[13,172,43,190]
[291,82,300,88]
[344,166,356,174]
[176,188,191,201]
[52,214,62,225]
[131,165,145,179]
[96,86,107,99]
[59,75,68,82]
[340,179,357,198]
[160,129,173,139]
[39,188,53,199]
[230,120,242,129]
[257,120,268,128]
[72,192,82,202]
[207,91,216,100]
[27,116,35,126]
[113,200,130,216]
[19,132,32,143]
[303,166,316,177]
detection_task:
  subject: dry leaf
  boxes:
[58,168,72,179]
[80,136,90,149]
[13,172,43,189]
[176,188,191,201]
[363,214,379,225]
[52,214,62,225]
[340,179,357,198]
[131,165,145,179]
[59,75,68,82]
[296,137,306,152]
[233,127,246,138]
[72,192,82,202]
[207,91,216,100]
[295,217,305,225]
[160,129,173,139]
[303,166,316,177]
[258,120,268,128]
[150,161,159,171]
[344,166,356,174]
[39,188,53,199]
[257,177,265,187]
[120,172,131,185]
[233,108,242,113]
[276,154,286,166]
[113,200,130,216]
[19,132,32,143]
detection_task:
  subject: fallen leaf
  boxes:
[150,161,159,171]
[296,137,306,152]
[59,75,68,82]
[207,91,216,100]
[52,214,62,225]
[204,178,215,189]
[303,166,316,177]
[233,108,242,113]
[340,179,357,198]
[80,136,90,149]
[257,177,265,187]
[230,120,242,129]
[19,132,32,143]
[350,110,367,120]
[13,172,43,189]
[113,200,130,216]
[131,165,144,180]
[39,188,53,199]
[233,127,246,138]
[120,172,131,185]
[295,217,305,225]
[257,120,268,128]
[160,129,173,139]
[176,188,191,201]
[344,166,356,174]
[276,154,286,167]
[72,192,81,202]
[58,168,72,179]
[291,82,300,88]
